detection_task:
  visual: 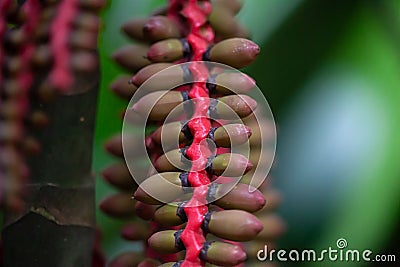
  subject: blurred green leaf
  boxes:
[274,1,400,266]
[238,0,304,43]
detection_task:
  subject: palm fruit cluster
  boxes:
[0,0,105,211]
[102,0,285,266]
[237,113,286,266]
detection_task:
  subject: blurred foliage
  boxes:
[95,0,400,265]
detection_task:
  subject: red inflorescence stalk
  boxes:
[0,0,41,211]
[17,0,41,115]
[49,0,79,92]
[106,1,286,265]
[168,0,214,265]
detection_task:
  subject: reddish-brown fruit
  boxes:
[132,91,184,121]
[148,230,180,253]
[122,18,147,41]
[137,259,161,267]
[23,137,41,155]
[74,13,101,31]
[121,221,151,241]
[209,38,260,68]
[203,241,247,266]
[70,29,98,50]
[208,210,263,241]
[100,193,136,218]
[215,183,266,212]
[135,201,157,220]
[110,75,138,100]
[102,162,135,191]
[143,16,180,41]
[130,63,174,86]
[109,252,144,267]
[133,172,183,205]
[112,44,151,72]
[257,214,287,240]
[147,39,185,62]
[30,111,50,128]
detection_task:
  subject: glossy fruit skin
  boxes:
[104,1,285,266]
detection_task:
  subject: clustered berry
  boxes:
[103,0,285,266]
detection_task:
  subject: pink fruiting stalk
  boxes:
[49,0,79,92]
[168,0,214,265]
[17,0,41,115]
